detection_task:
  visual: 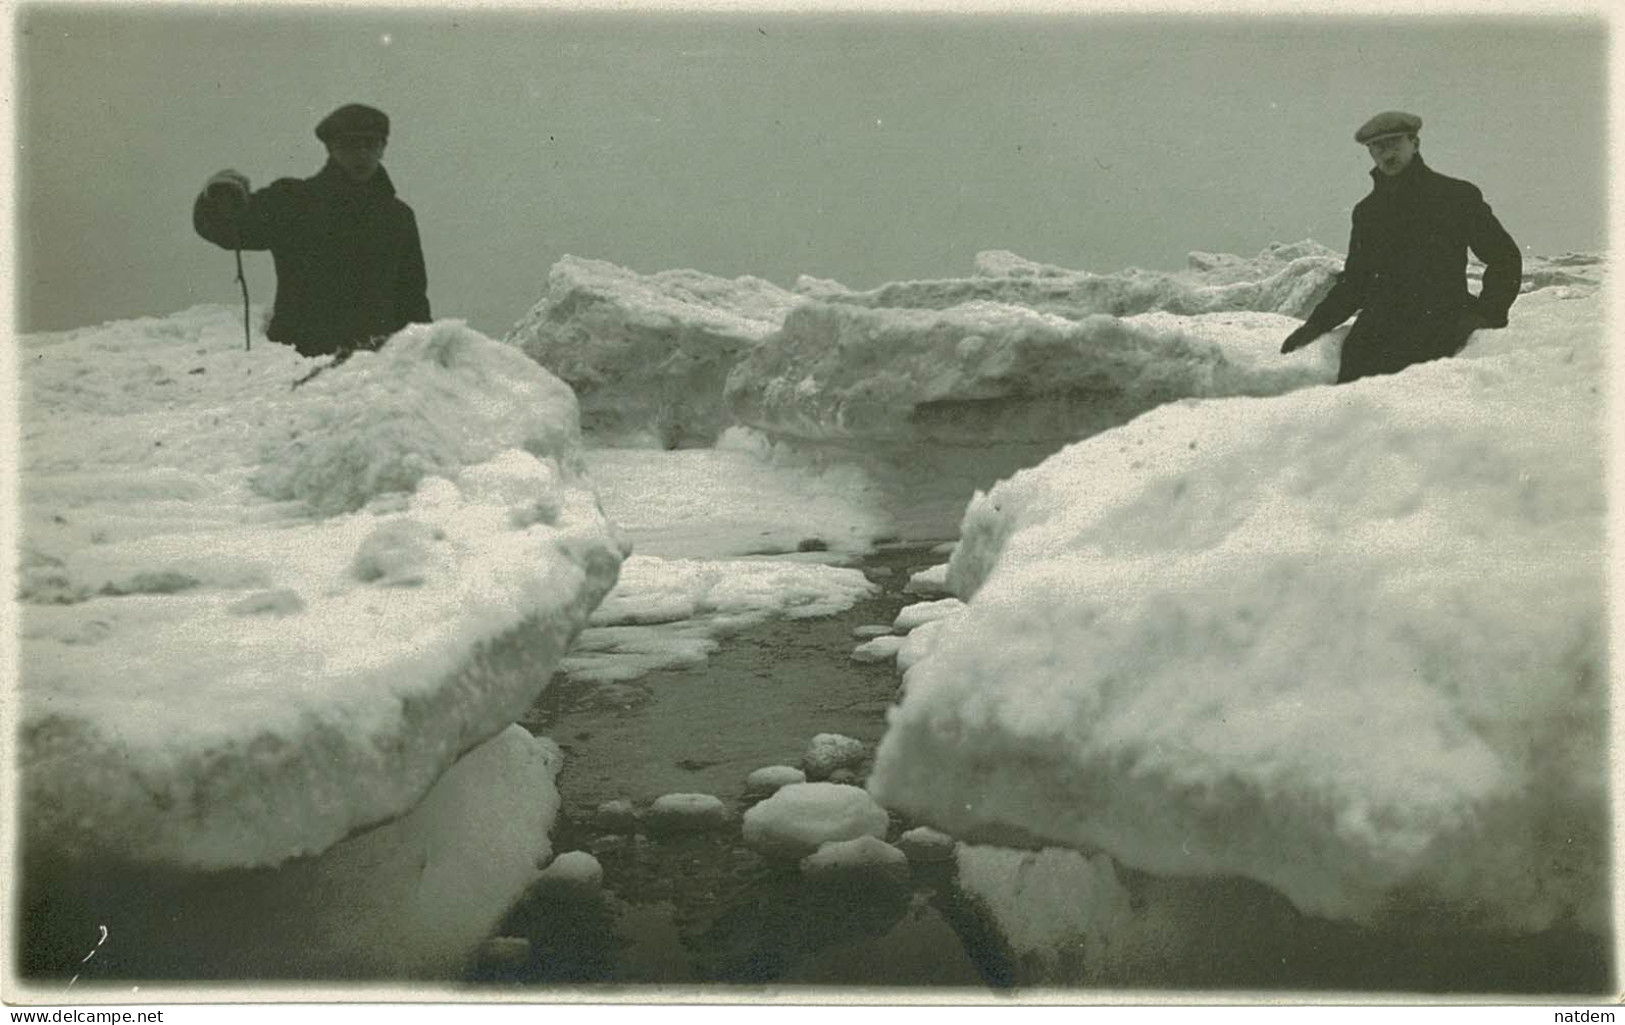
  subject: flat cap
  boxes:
[315,103,390,143]
[1355,110,1422,145]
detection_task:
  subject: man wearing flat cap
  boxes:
[194,102,431,359]
[1281,110,1521,383]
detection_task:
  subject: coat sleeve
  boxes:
[395,209,432,326]
[1301,215,1371,333]
[192,179,293,252]
[1464,187,1521,327]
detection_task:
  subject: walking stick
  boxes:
[234,247,250,351]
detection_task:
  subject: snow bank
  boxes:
[869,280,1608,934]
[816,240,1344,320]
[505,255,805,447]
[18,308,626,871]
[724,299,1335,447]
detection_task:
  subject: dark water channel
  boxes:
[465,544,1613,996]
[481,543,1012,990]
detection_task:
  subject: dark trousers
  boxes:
[1336,312,1478,384]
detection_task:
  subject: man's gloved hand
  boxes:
[1280,323,1321,354]
[204,169,250,202]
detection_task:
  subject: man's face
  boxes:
[327,133,387,182]
[1366,133,1418,177]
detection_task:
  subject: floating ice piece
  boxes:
[536,850,604,898]
[852,624,895,639]
[564,555,881,683]
[903,563,951,597]
[745,765,807,798]
[893,598,966,632]
[896,826,957,864]
[593,799,638,833]
[478,936,533,971]
[852,635,906,663]
[802,733,868,780]
[646,793,731,834]
[801,836,911,887]
[742,782,891,861]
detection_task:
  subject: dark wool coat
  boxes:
[1302,155,1522,383]
[194,162,430,357]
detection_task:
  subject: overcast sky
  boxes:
[13,5,1608,338]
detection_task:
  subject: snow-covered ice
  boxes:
[506,255,805,448]
[896,826,957,864]
[893,597,967,632]
[870,278,1609,934]
[19,311,623,868]
[478,936,534,971]
[535,850,605,897]
[584,429,888,560]
[561,553,879,683]
[741,782,892,861]
[16,309,623,972]
[851,634,906,663]
[551,427,889,683]
[724,300,1335,448]
[801,732,868,780]
[745,765,808,797]
[594,799,639,833]
[800,836,911,887]
[723,242,1353,454]
[810,240,1344,321]
[646,792,732,833]
[903,563,951,596]
[954,845,1137,977]
[22,723,565,978]
[895,618,955,677]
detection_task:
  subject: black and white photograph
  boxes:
[2,0,1614,1014]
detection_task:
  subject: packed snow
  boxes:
[869,277,1609,934]
[17,308,624,873]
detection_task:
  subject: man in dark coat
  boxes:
[1281,110,1522,383]
[193,103,431,358]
